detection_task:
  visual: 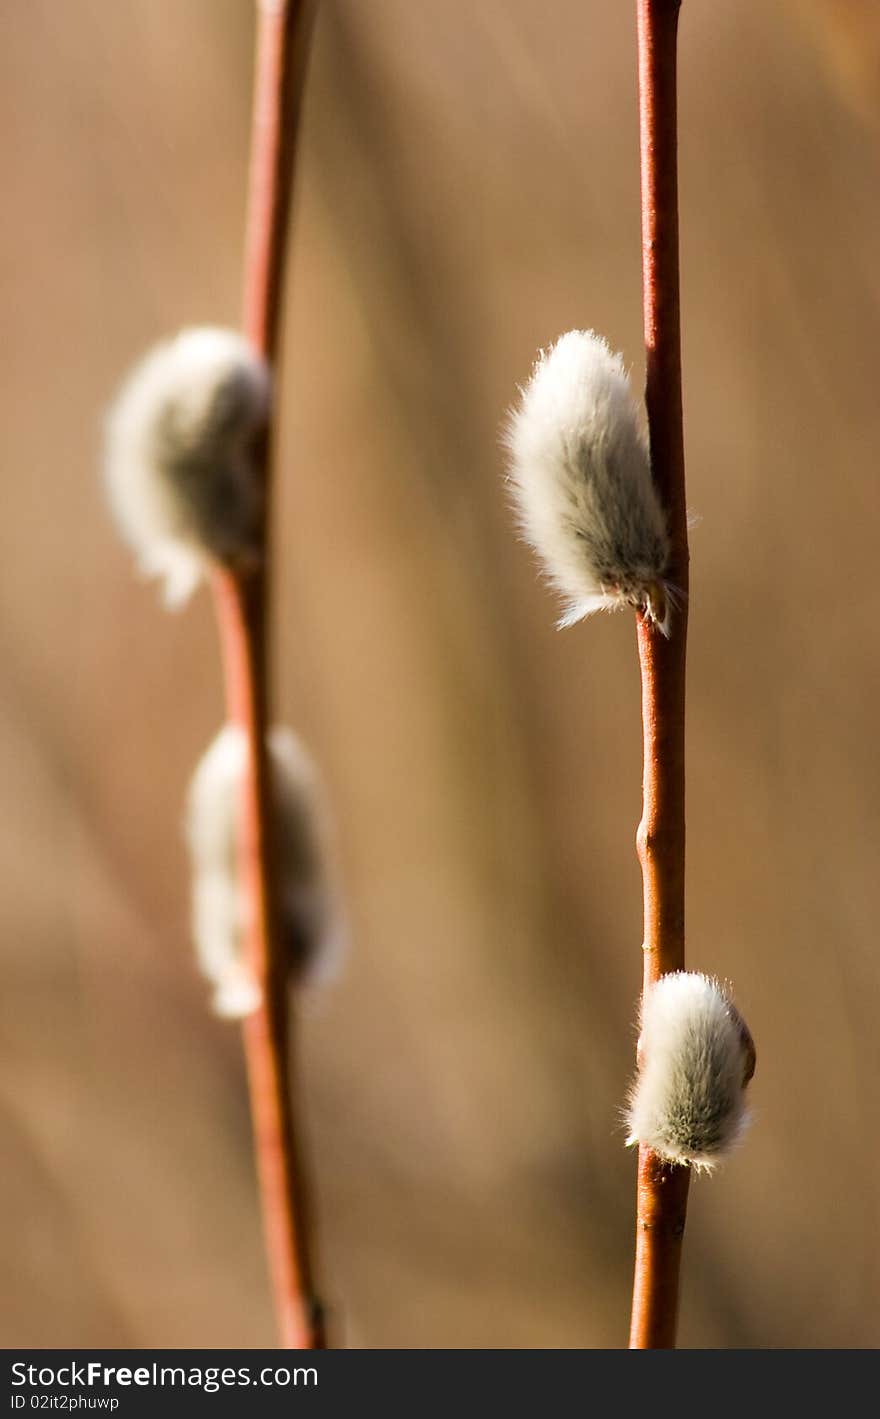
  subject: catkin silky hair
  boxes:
[505,329,673,634]
[185,724,346,1018]
[626,972,755,1171]
[104,326,270,606]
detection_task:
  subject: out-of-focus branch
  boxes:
[210,0,323,1350]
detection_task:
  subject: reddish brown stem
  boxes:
[209,0,323,1349]
[628,0,691,1350]
[242,0,315,364]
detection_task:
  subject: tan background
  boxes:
[1,0,878,1348]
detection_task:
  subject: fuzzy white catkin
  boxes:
[626,972,755,1172]
[505,329,673,634]
[185,725,346,1019]
[103,327,270,606]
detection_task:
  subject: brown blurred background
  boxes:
[1,0,879,1348]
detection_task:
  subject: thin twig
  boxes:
[210,0,323,1350]
[628,0,691,1350]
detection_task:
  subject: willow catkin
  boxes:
[505,329,673,634]
[185,724,346,1018]
[626,972,756,1172]
[104,326,269,606]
